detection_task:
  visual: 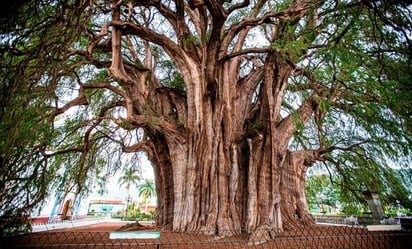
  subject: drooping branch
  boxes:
[224,4,311,51]
[317,141,372,157]
[49,81,133,122]
[48,100,125,158]
[46,146,84,157]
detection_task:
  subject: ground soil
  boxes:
[3,221,411,249]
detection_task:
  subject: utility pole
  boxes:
[124,194,131,219]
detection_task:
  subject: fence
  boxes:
[2,225,411,249]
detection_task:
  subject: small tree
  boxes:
[138,179,156,213]
[118,168,141,193]
[118,168,140,216]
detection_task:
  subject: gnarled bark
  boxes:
[103,0,319,236]
[280,151,315,228]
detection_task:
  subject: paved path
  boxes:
[31,218,133,232]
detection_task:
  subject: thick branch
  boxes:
[87,22,110,60]
[109,2,133,84]
[220,47,271,63]
[205,0,227,20]
[132,0,201,61]
[111,21,188,67]
[278,95,318,148]
[122,140,153,153]
[226,0,250,15]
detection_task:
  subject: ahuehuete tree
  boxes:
[1,0,411,236]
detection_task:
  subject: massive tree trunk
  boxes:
[141,53,317,234]
[105,0,320,236]
[148,130,316,235]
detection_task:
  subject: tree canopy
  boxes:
[1,0,411,235]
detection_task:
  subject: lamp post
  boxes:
[125,194,131,219]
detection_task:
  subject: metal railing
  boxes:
[2,225,411,249]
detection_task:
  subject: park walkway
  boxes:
[31,217,133,232]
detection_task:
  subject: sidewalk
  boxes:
[31,217,131,232]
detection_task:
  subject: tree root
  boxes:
[247,225,281,246]
[117,221,154,231]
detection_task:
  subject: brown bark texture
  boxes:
[78,0,333,235]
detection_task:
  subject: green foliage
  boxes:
[340,203,363,216]
[306,170,412,216]
[384,206,411,218]
[183,35,200,46]
[291,110,305,134]
[112,207,155,221]
[138,179,156,199]
[272,34,308,61]
[296,1,412,214]
[118,168,141,191]
[306,174,340,208]
[0,0,93,235]
[164,71,185,91]
[158,60,186,91]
